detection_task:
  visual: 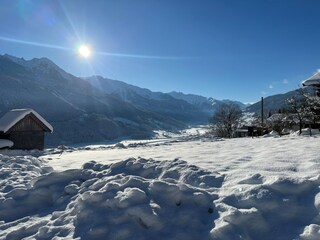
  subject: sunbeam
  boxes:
[95,51,191,60]
[0,36,191,60]
[0,36,72,51]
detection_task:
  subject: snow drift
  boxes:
[0,153,319,240]
[0,156,223,239]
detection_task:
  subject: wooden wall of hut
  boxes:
[8,114,45,150]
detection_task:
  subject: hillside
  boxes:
[83,76,247,124]
[246,87,314,115]
[0,54,252,147]
[83,76,209,123]
[168,91,247,116]
[0,55,185,146]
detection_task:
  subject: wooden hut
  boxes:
[235,125,264,137]
[0,109,53,150]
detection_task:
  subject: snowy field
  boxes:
[0,128,320,239]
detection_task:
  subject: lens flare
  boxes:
[78,44,91,58]
[0,36,191,60]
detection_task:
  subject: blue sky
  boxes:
[1,0,320,103]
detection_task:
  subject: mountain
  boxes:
[220,99,248,109]
[168,91,247,115]
[0,54,185,146]
[0,54,248,146]
[83,76,209,123]
[245,87,314,115]
[84,78,248,123]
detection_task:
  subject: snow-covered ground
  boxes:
[0,128,320,239]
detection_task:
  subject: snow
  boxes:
[240,112,258,126]
[0,129,320,239]
[0,109,53,133]
[0,139,13,149]
[302,79,320,87]
[302,72,320,87]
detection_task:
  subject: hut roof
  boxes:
[0,139,14,148]
[0,109,53,133]
[266,113,286,122]
[302,72,320,87]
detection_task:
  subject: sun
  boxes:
[78,44,91,58]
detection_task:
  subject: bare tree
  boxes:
[211,103,242,137]
[286,93,311,135]
[305,93,320,124]
[286,88,320,135]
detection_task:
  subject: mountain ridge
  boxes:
[0,54,186,146]
[245,87,315,116]
[83,76,248,122]
[1,53,271,146]
[83,76,212,124]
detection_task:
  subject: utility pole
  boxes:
[261,97,264,128]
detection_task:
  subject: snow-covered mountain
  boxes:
[84,78,248,121]
[0,54,249,146]
[168,91,247,115]
[0,54,185,146]
[83,75,165,101]
[83,76,209,123]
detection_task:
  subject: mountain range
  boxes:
[2,54,309,146]
[83,76,247,123]
[0,54,246,146]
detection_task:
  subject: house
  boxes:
[302,72,320,96]
[235,125,264,137]
[266,113,320,135]
[0,109,53,150]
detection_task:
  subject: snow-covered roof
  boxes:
[0,139,14,149]
[267,113,286,122]
[267,113,305,124]
[302,72,320,87]
[0,109,53,133]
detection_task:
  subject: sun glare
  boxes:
[78,44,91,58]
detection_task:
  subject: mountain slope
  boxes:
[245,87,314,115]
[168,91,247,116]
[84,76,209,123]
[1,54,250,147]
[0,55,185,146]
